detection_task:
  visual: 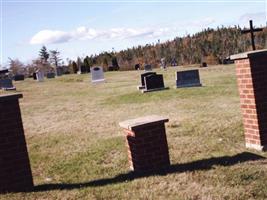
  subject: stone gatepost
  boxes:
[231,49,267,151]
[0,94,33,193]
[119,115,170,172]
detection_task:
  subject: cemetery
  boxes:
[0,56,267,199]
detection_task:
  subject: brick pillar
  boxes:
[231,49,267,151]
[119,115,170,172]
[0,94,34,193]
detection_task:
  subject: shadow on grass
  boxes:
[34,152,265,192]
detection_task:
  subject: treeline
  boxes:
[84,26,266,71]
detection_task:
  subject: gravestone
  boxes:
[14,74,24,81]
[137,72,157,90]
[160,58,167,70]
[142,74,168,93]
[0,78,16,90]
[144,64,152,71]
[91,66,105,83]
[36,70,44,82]
[171,58,177,66]
[176,69,202,88]
[55,67,63,76]
[33,73,37,80]
[47,72,55,79]
[200,62,207,67]
[135,64,140,70]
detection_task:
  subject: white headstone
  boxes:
[36,70,45,82]
[91,66,105,83]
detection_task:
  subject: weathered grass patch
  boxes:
[1,65,266,200]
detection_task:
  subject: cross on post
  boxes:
[241,20,263,50]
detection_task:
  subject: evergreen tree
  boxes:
[39,46,49,64]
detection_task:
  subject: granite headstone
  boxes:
[176,69,202,88]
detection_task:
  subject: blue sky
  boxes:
[1,0,266,67]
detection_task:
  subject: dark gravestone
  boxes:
[201,62,207,67]
[176,70,202,88]
[47,72,55,79]
[137,72,156,90]
[0,78,16,90]
[142,74,168,93]
[56,67,63,76]
[14,74,24,81]
[33,73,37,80]
[144,64,152,71]
[108,66,114,71]
[135,64,140,70]
[80,65,87,74]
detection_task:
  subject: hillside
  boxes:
[84,26,267,71]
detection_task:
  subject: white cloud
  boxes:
[30,30,72,44]
[29,17,216,45]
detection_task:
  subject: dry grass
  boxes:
[1,65,267,200]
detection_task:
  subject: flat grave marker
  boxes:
[14,74,25,81]
[47,72,55,79]
[0,78,16,90]
[144,64,152,71]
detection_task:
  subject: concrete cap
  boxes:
[230,49,267,60]
[119,115,169,130]
[0,93,23,102]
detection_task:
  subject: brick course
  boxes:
[0,94,33,193]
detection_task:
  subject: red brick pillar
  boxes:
[0,94,33,193]
[119,115,170,172]
[231,49,267,151]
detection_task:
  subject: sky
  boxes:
[1,0,267,67]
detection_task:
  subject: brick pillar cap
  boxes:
[119,115,169,130]
[230,49,267,60]
[0,93,23,102]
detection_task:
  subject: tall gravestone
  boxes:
[176,70,202,88]
[91,66,105,83]
[230,49,267,151]
[36,70,44,82]
[0,94,33,193]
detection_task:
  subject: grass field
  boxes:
[1,65,267,200]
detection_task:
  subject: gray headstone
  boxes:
[176,70,202,88]
[36,70,45,82]
[142,74,168,93]
[0,78,16,90]
[91,66,105,83]
[144,64,152,71]
[56,67,63,76]
[47,72,55,79]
